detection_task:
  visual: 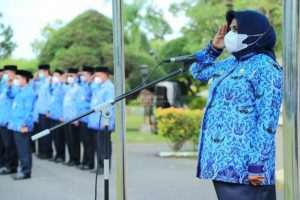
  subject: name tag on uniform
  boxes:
[81,96,85,101]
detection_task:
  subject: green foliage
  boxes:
[124,0,172,45]
[0,13,16,60]
[158,37,207,96]
[31,19,64,56]
[39,10,113,69]
[0,57,38,72]
[155,107,203,151]
[38,9,163,90]
[124,46,164,88]
[169,0,283,57]
[184,95,207,110]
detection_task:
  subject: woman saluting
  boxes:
[190,10,282,199]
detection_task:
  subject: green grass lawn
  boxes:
[112,107,167,143]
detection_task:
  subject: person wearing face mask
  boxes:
[77,66,95,170]
[47,69,66,163]
[7,70,35,180]
[88,67,115,174]
[62,68,81,167]
[190,10,282,199]
[0,65,19,175]
[32,64,53,160]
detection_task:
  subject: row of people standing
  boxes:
[0,64,115,180]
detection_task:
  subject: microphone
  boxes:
[163,55,196,63]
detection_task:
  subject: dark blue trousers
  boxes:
[38,114,53,157]
[213,180,276,200]
[64,124,80,164]
[49,119,65,160]
[0,126,18,170]
[0,132,5,167]
[92,130,111,170]
[14,131,32,175]
[80,123,94,168]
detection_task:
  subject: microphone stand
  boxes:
[31,62,192,200]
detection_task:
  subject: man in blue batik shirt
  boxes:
[48,69,66,163]
[0,65,19,175]
[88,67,115,174]
[7,70,35,180]
[33,64,52,159]
[78,66,94,170]
[63,68,81,166]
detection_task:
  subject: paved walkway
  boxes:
[0,143,283,200]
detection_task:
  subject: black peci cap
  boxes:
[82,65,94,73]
[4,65,17,72]
[54,69,64,75]
[16,70,33,79]
[68,67,79,74]
[38,64,50,70]
[95,66,109,73]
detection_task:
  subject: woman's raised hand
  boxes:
[212,24,228,50]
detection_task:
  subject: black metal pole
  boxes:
[104,124,110,200]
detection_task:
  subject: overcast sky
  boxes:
[0,0,187,59]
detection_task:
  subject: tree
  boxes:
[38,9,163,90]
[0,13,16,60]
[124,0,172,52]
[169,0,282,56]
[31,19,63,57]
[39,10,113,69]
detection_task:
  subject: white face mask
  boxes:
[13,79,20,86]
[52,76,60,85]
[224,31,265,53]
[67,76,75,84]
[80,75,87,83]
[1,74,9,83]
[94,77,102,85]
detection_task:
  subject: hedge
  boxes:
[155,107,203,151]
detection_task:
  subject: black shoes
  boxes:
[54,158,65,163]
[37,154,52,160]
[80,165,94,170]
[91,168,104,175]
[49,157,65,163]
[12,172,31,180]
[65,160,80,167]
[0,167,17,175]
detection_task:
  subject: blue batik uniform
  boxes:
[34,78,51,116]
[7,85,35,132]
[49,83,66,121]
[190,42,282,185]
[88,80,115,131]
[63,83,81,121]
[77,82,92,123]
[0,84,14,127]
